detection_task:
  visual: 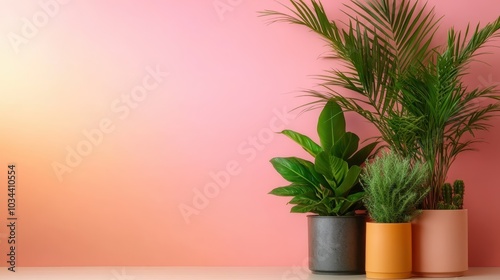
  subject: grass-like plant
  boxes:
[361,150,429,223]
[261,0,500,209]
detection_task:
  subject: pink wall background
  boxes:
[0,0,499,267]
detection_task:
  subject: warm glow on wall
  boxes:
[0,0,498,267]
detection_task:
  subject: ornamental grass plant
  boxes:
[361,150,429,223]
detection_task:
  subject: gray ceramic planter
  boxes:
[308,215,366,274]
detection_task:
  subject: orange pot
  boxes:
[412,209,468,277]
[366,222,412,279]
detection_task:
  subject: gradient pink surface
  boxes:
[0,0,499,267]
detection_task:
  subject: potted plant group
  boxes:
[262,0,500,276]
[361,150,429,279]
[269,100,377,274]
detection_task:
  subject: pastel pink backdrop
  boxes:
[0,0,498,267]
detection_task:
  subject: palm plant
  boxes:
[261,0,500,208]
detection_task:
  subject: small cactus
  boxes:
[453,180,464,209]
[442,183,453,206]
[437,180,465,210]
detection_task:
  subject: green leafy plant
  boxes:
[437,180,465,210]
[269,100,378,216]
[361,150,429,223]
[261,0,500,209]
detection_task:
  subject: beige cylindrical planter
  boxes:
[412,209,468,277]
[366,222,412,279]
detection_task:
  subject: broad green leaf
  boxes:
[281,129,323,157]
[314,151,348,184]
[290,204,315,213]
[347,141,379,166]
[332,132,360,160]
[314,203,331,216]
[332,199,344,215]
[269,184,311,196]
[319,185,333,198]
[324,177,338,191]
[338,192,365,214]
[335,165,362,197]
[288,192,319,205]
[270,157,320,187]
[317,100,346,150]
[310,172,330,193]
[319,196,333,214]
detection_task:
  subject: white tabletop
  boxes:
[0,267,498,279]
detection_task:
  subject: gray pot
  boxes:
[308,215,366,274]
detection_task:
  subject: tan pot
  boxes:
[412,209,468,277]
[366,222,412,279]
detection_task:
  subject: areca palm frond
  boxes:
[262,0,500,209]
[397,16,500,208]
[261,0,440,159]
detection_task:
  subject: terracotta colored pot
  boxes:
[366,222,412,279]
[412,209,468,277]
